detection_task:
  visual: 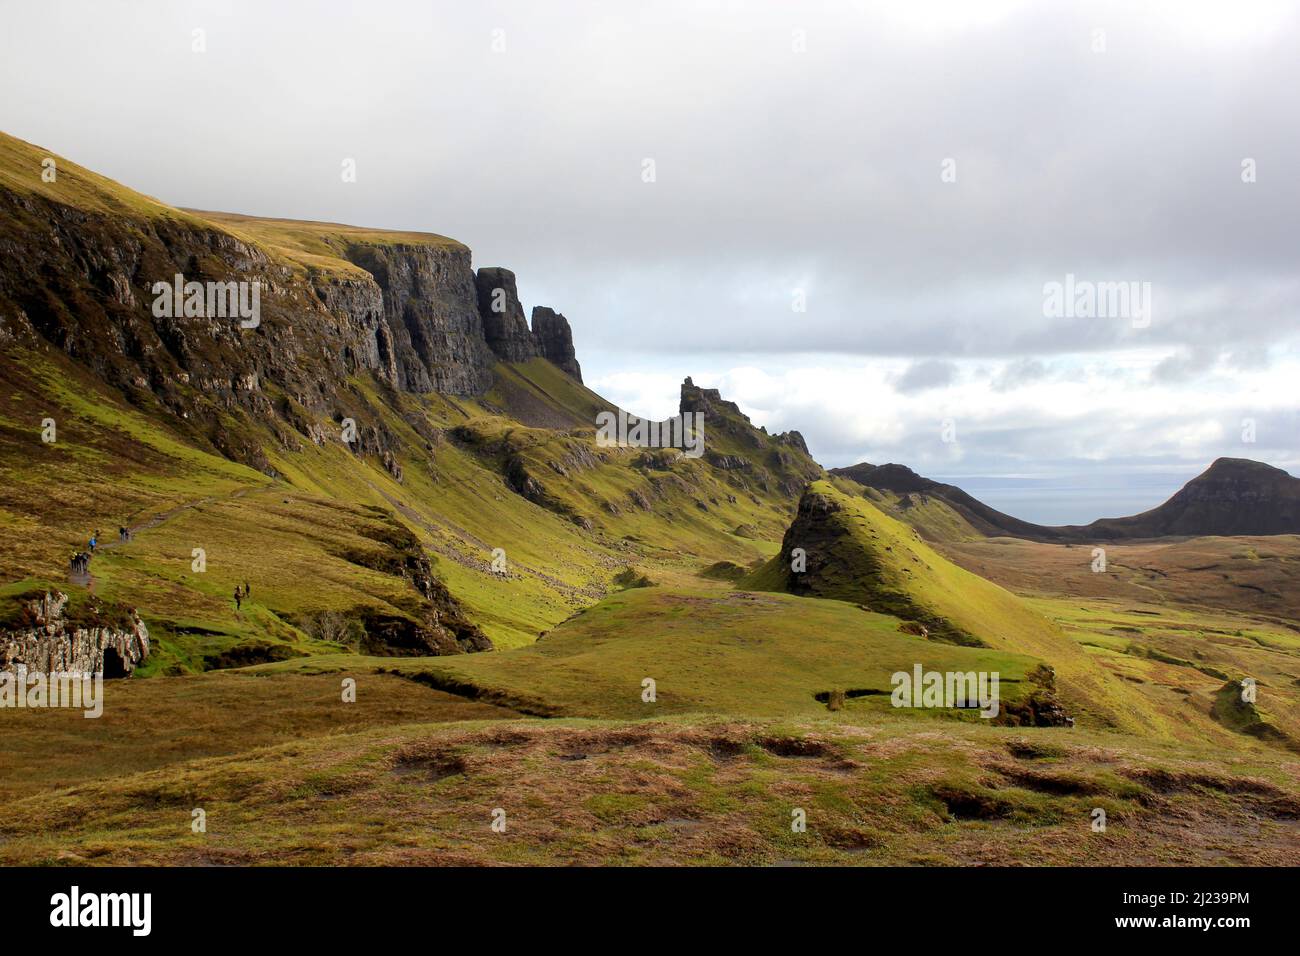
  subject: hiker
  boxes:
[244,580,250,597]
[88,534,96,553]
[119,526,127,542]
[234,586,242,611]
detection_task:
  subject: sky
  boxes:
[2,0,1297,522]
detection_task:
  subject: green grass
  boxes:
[744,481,1155,734]
[370,585,1042,720]
[1,709,1294,866]
[189,209,466,279]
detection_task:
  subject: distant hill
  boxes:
[829,463,1061,540]
[1078,458,1300,538]
[832,460,1300,541]
[831,458,1300,541]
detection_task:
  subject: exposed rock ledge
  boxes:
[0,591,150,677]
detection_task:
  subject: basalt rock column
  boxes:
[531,306,582,381]
[474,267,540,362]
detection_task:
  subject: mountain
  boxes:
[1080,458,1300,538]
[831,458,1300,541]
[0,129,819,668]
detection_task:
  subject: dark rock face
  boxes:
[474,267,539,362]
[531,306,582,381]
[680,377,745,419]
[344,243,497,395]
[0,185,587,482]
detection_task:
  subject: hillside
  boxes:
[0,128,820,666]
[743,481,1156,732]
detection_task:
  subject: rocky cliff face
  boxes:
[0,180,585,474]
[1,591,149,676]
[345,243,497,394]
[474,267,540,363]
[531,306,582,381]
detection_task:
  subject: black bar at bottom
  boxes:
[0,865,1280,941]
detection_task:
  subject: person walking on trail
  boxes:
[119,526,127,542]
[88,534,97,553]
[244,580,250,597]
[234,585,242,611]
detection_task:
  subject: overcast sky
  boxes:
[2,0,1297,522]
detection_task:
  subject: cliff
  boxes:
[0,131,585,476]
[1,591,149,676]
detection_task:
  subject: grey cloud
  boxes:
[0,0,1294,517]
[894,360,958,393]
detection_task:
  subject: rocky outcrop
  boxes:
[531,306,582,380]
[337,519,493,656]
[675,377,821,502]
[474,267,539,362]
[773,487,981,647]
[1,591,149,676]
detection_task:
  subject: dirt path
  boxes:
[67,483,263,587]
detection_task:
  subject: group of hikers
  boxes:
[70,522,252,615]
[69,525,131,577]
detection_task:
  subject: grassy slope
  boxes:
[828,473,985,543]
[189,208,465,279]
[358,584,1042,719]
[1,304,801,666]
[0,132,206,226]
[745,481,1161,735]
[1033,597,1300,751]
[2,711,1295,866]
